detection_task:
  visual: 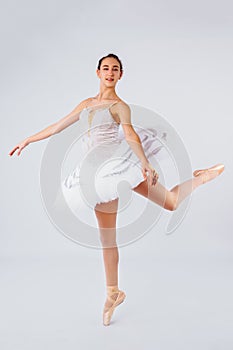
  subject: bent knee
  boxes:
[164,196,178,211]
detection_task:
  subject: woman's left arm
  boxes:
[117,103,159,186]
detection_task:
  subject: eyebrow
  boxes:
[102,65,119,68]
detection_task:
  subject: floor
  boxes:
[1,250,232,350]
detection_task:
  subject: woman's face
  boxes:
[97,57,123,86]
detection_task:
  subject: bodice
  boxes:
[78,104,122,165]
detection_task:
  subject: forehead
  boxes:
[101,57,120,68]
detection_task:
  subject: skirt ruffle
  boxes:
[61,125,167,215]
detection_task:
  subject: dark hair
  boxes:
[97,53,123,71]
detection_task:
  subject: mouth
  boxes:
[106,78,114,82]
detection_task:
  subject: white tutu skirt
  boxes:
[59,125,167,218]
[62,156,145,210]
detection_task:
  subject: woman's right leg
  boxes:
[133,176,202,211]
[133,164,224,211]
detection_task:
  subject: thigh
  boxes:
[132,178,172,209]
[94,198,119,228]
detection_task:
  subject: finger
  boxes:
[151,171,157,186]
[150,170,155,186]
[153,173,159,186]
[152,175,157,186]
[149,172,153,186]
[152,177,156,186]
[151,173,155,186]
[10,146,19,156]
[142,169,146,179]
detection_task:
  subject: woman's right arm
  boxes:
[9,98,91,157]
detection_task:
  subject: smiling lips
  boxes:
[106,78,114,81]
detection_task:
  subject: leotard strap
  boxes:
[85,100,121,112]
[108,100,121,110]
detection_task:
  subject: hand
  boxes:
[141,161,159,186]
[9,138,30,157]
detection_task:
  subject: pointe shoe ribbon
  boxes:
[103,289,126,326]
[193,163,225,184]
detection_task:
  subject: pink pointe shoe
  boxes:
[193,163,225,184]
[103,286,126,326]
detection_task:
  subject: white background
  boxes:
[1,0,233,349]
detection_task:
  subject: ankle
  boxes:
[106,285,119,293]
[193,174,205,187]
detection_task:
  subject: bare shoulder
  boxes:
[78,97,94,110]
[68,97,94,115]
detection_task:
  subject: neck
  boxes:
[95,85,118,101]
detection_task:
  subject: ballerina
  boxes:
[9,53,225,326]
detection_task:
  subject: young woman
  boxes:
[9,53,224,326]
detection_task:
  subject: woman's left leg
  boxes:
[94,198,119,285]
[94,199,126,326]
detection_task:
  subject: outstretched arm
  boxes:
[9,98,91,157]
[117,102,159,186]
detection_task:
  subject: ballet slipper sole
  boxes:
[103,292,126,326]
[193,163,225,178]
